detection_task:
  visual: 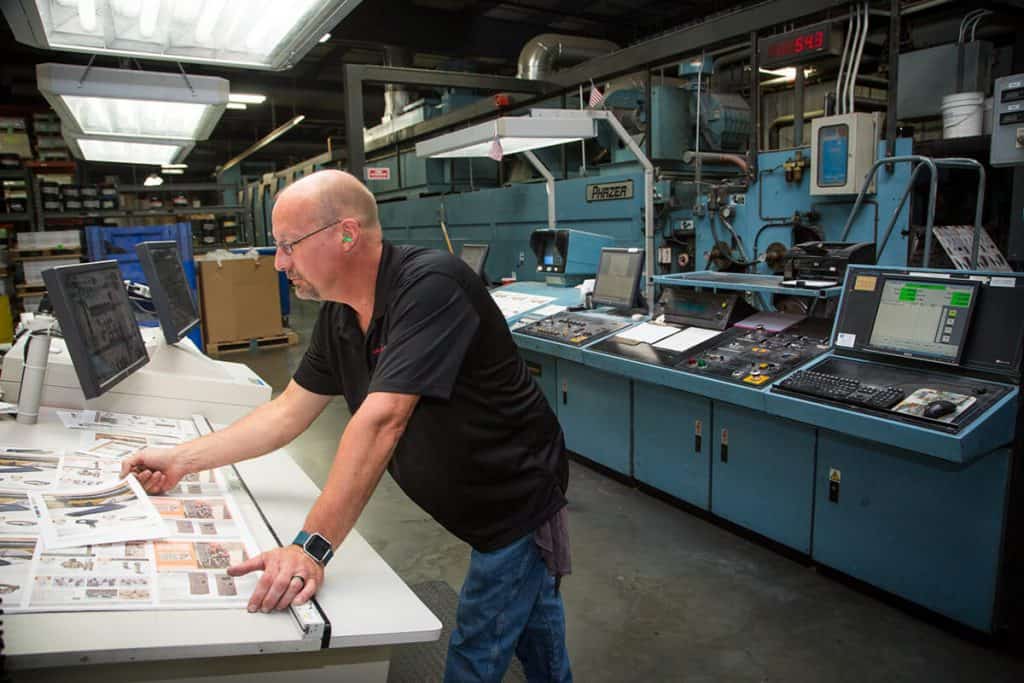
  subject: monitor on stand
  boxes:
[459,244,490,282]
[591,247,645,311]
[135,241,200,345]
[42,261,149,399]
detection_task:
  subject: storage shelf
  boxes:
[653,270,843,299]
[0,213,33,223]
[43,206,244,220]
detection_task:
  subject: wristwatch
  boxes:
[292,530,334,566]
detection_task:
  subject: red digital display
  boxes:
[759,23,835,69]
[766,30,826,60]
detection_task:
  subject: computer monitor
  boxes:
[135,241,200,345]
[865,275,980,365]
[591,247,644,310]
[42,261,149,399]
[460,244,489,279]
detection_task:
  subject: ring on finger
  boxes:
[291,575,306,587]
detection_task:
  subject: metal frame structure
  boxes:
[343,64,551,179]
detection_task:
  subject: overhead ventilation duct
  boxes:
[516,34,619,80]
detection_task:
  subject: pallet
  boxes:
[205,329,299,357]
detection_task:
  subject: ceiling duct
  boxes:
[516,34,619,81]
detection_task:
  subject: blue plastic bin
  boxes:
[85,223,202,349]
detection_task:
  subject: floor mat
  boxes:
[388,581,527,683]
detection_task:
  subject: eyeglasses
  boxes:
[274,218,343,255]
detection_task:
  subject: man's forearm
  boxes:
[300,394,415,548]
[176,388,325,474]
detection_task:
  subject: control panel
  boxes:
[676,322,832,386]
[991,73,1024,167]
[810,112,878,195]
[516,311,633,347]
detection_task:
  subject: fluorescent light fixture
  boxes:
[161,168,185,175]
[415,110,598,159]
[64,129,193,166]
[161,164,188,170]
[229,93,266,104]
[4,0,364,70]
[226,102,247,110]
[144,173,164,187]
[319,32,331,43]
[37,63,228,141]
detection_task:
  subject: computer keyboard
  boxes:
[778,370,906,409]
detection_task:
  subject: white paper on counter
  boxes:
[614,322,679,345]
[652,327,721,353]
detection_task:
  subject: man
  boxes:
[122,169,572,682]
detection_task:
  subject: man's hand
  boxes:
[120,448,190,494]
[229,545,323,612]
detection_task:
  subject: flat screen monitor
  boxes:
[135,241,200,345]
[591,247,644,310]
[42,261,149,399]
[460,244,489,278]
[865,275,980,365]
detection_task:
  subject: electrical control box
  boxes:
[810,113,878,196]
[991,73,1024,167]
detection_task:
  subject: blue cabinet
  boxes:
[520,349,558,414]
[812,431,1010,632]
[556,359,631,475]
[633,382,712,509]
[711,403,816,552]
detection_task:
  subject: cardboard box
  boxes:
[197,254,282,344]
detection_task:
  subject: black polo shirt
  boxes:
[293,240,568,552]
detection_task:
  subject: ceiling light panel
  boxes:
[5,0,363,70]
[37,63,228,141]
[64,130,192,165]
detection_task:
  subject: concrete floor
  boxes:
[235,295,1024,682]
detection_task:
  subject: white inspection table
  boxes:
[3,408,441,682]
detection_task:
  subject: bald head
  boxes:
[275,169,380,235]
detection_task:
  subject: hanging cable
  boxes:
[835,5,855,114]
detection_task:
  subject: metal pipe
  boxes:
[593,110,656,316]
[517,34,620,80]
[683,151,750,175]
[885,0,901,163]
[218,115,306,173]
[933,157,986,269]
[877,162,930,257]
[794,65,805,147]
[522,150,557,230]
[750,31,760,176]
[767,109,826,149]
[840,155,937,264]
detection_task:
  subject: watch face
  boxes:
[305,534,332,561]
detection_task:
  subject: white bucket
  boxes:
[941,91,984,139]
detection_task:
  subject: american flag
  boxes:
[588,81,604,108]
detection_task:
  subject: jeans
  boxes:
[444,534,572,683]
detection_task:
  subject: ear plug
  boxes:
[342,236,353,243]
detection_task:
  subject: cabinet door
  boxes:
[633,382,712,509]
[711,402,815,553]
[519,349,558,414]
[556,359,631,475]
[813,431,1010,632]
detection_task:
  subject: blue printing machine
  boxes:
[495,267,1022,633]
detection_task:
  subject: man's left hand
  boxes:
[228,545,324,612]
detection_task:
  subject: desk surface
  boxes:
[4,409,441,669]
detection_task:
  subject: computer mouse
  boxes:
[923,400,957,419]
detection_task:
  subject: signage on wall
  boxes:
[586,180,634,202]
[364,167,391,181]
